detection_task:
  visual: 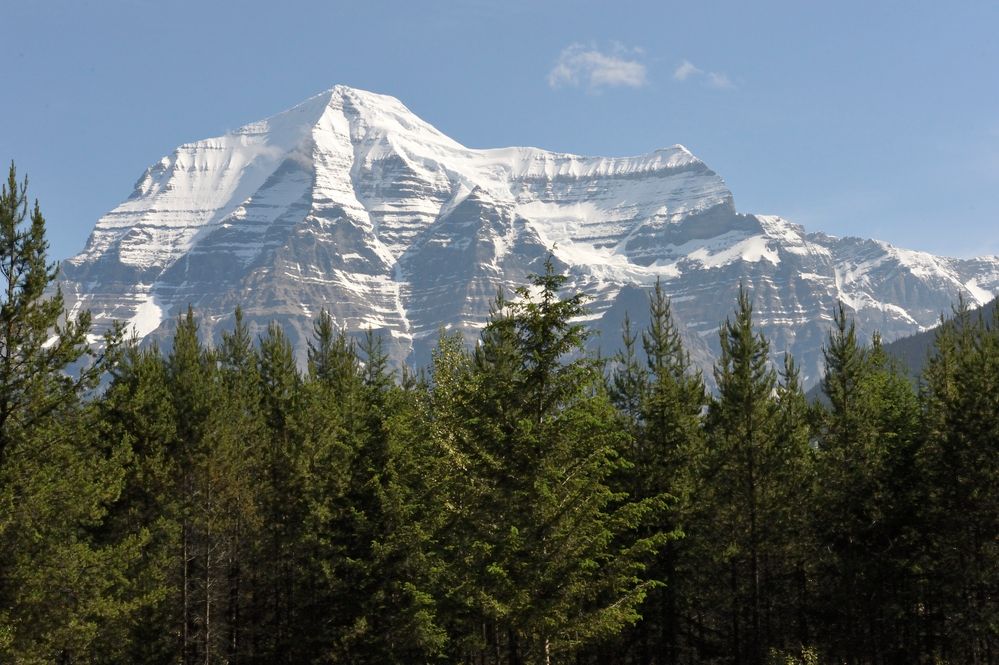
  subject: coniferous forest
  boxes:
[1,163,997,665]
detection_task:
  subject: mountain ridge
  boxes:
[59,85,999,387]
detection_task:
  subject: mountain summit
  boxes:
[61,85,999,385]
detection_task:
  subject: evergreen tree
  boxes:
[215,308,267,662]
[308,309,363,404]
[2,168,996,665]
[253,321,312,661]
[310,324,448,663]
[919,298,999,663]
[438,256,669,665]
[343,377,449,663]
[0,164,112,460]
[820,303,866,450]
[768,353,816,659]
[97,341,180,664]
[700,285,778,665]
[0,163,140,662]
[814,304,922,663]
[695,286,812,664]
[609,312,647,426]
[360,327,392,394]
[306,308,365,472]
[165,307,221,665]
[611,279,705,665]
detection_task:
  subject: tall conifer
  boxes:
[0,163,138,662]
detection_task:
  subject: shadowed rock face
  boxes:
[59,85,999,388]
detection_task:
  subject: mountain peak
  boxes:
[60,87,999,389]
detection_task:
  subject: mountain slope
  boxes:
[59,85,999,386]
[882,296,999,380]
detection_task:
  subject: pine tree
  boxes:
[820,303,866,450]
[306,308,365,468]
[347,377,449,663]
[0,164,115,460]
[0,163,140,662]
[165,307,220,665]
[438,256,669,665]
[814,304,922,662]
[609,312,647,426]
[308,323,449,663]
[253,321,313,660]
[919,298,999,663]
[692,285,819,664]
[215,307,267,662]
[360,327,392,394]
[97,341,180,664]
[769,353,815,657]
[612,279,705,665]
[813,302,874,660]
[308,310,363,398]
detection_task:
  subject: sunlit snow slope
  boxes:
[60,85,999,386]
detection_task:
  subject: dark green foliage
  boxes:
[609,312,646,425]
[431,257,670,665]
[0,163,139,663]
[606,279,705,665]
[882,295,999,381]
[700,286,781,665]
[919,298,999,663]
[0,164,109,461]
[1,172,995,664]
[812,307,918,663]
[97,342,179,664]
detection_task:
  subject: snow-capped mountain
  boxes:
[60,85,999,386]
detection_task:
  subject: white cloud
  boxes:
[673,59,736,90]
[673,59,702,81]
[548,44,647,91]
[707,72,735,90]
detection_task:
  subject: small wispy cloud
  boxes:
[673,59,736,90]
[673,59,702,81]
[548,43,647,92]
[707,72,735,90]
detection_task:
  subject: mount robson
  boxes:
[59,85,999,387]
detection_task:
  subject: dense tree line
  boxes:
[1,163,997,664]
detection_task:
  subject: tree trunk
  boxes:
[731,562,741,665]
[204,480,212,665]
[508,628,522,665]
[183,519,189,665]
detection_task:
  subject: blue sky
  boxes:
[2,0,997,262]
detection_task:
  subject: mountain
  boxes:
[882,296,999,381]
[59,85,999,387]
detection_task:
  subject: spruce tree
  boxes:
[0,163,139,662]
[702,285,777,665]
[215,307,267,662]
[919,298,999,663]
[97,341,180,664]
[438,256,669,665]
[254,322,311,659]
[615,279,705,665]
[0,164,114,460]
[814,304,922,662]
[609,312,647,426]
[770,353,815,657]
[165,307,220,664]
[312,324,448,663]
[698,285,809,664]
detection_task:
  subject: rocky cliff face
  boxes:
[60,85,999,386]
